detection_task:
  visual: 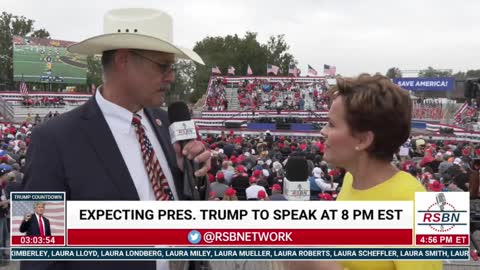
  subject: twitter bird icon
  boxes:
[188,230,202,244]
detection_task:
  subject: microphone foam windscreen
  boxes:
[168,102,191,123]
[285,156,309,182]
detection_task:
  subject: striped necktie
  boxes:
[132,113,173,200]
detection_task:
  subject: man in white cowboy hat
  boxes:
[22,8,209,270]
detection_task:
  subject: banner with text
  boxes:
[66,201,414,246]
[393,77,455,91]
[11,247,470,261]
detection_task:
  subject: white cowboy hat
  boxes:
[68,8,204,65]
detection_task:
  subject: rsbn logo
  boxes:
[417,193,467,232]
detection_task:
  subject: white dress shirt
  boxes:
[35,213,45,235]
[96,89,178,201]
[96,89,177,270]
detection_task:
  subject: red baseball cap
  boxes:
[318,193,333,201]
[249,176,257,184]
[253,170,262,177]
[271,184,282,191]
[224,187,237,197]
[428,180,444,192]
[257,190,267,199]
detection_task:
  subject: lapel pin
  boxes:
[155,118,162,127]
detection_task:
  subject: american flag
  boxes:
[11,201,65,236]
[267,64,279,75]
[211,65,221,75]
[307,65,318,76]
[19,80,29,96]
[247,65,253,75]
[227,65,235,75]
[324,64,336,76]
[288,64,300,77]
[454,102,469,124]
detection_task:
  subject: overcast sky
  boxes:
[4,0,480,76]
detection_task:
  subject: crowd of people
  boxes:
[0,110,65,264]
[203,77,329,112]
[21,96,66,107]
[201,131,480,202]
[204,78,228,111]
[0,121,478,264]
[0,121,32,264]
[412,100,444,120]
[203,77,469,125]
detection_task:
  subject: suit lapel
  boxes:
[79,98,139,200]
[32,214,39,235]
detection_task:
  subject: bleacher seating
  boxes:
[0,91,91,122]
[412,99,446,120]
[203,76,329,112]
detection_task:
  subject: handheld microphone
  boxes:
[168,102,206,200]
[283,157,310,200]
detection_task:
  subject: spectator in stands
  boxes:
[256,170,270,193]
[220,161,235,185]
[269,184,287,201]
[34,114,41,125]
[210,172,228,200]
[426,152,442,173]
[25,114,32,124]
[311,167,338,193]
[223,187,238,201]
[207,191,219,201]
[44,111,53,121]
[5,169,21,200]
[230,165,249,200]
[246,176,266,200]
[309,167,323,198]
[438,153,453,176]
[10,163,23,184]
[316,74,442,270]
[257,190,268,200]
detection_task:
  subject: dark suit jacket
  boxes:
[19,214,51,236]
[21,97,206,270]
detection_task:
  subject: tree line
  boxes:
[2,12,480,103]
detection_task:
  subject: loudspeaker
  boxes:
[439,127,454,135]
[473,83,480,99]
[224,122,242,128]
[465,80,474,99]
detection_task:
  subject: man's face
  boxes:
[19,141,26,150]
[124,50,176,107]
[34,204,45,216]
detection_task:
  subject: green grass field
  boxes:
[13,44,87,84]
